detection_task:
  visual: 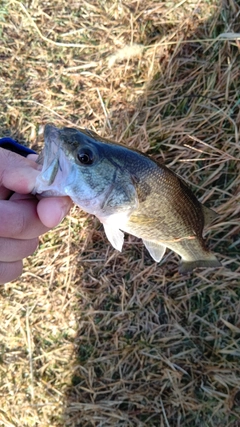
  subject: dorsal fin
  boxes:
[202,205,219,226]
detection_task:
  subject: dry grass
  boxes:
[0,0,240,426]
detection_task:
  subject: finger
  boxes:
[0,237,39,262]
[27,154,38,161]
[0,260,23,285]
[37,196,72,228]
[9,192,36,201]
[0,185,12,200]
[0,199,49,239]
[0,148,40,193]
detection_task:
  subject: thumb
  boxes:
[37,196,73,228]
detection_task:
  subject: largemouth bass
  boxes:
[33,124,221,273]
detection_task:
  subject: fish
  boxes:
[33,124,221,273]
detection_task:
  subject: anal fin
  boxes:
[143,240,166,262]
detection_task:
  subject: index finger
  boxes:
[0,148,40,194]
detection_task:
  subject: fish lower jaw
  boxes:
[33,176,68,197]
[34,188,67,197]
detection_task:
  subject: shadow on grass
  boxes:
[60,2,240,427]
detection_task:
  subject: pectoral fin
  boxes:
[143,240,166,262]
[103,225,124,252]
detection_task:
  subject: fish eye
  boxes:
[77,148,94,165]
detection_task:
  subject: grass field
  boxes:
[0,0,240,426]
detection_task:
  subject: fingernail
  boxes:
[58,198,72,223]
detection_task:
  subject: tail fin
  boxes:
[179,256,221,274]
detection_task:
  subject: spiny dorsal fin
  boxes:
[202,205,219,226]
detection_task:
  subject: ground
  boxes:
[0,0,240,426]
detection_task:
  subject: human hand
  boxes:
[0,148,72,284]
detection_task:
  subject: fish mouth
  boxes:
[44,123,60,141]
[33,124,69,195]
[38,125,62,186]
